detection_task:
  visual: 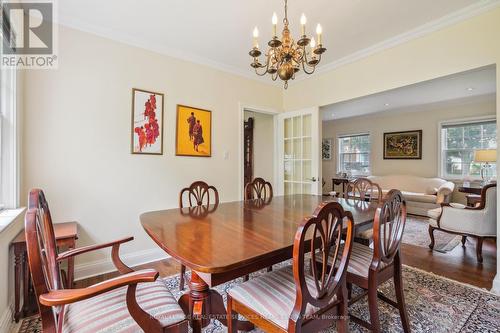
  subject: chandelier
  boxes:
[249,0,326,89]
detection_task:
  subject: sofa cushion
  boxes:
[401,191,437,203]
[368,175,447,194]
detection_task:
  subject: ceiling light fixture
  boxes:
[467,87,474,91]
[249,0,326,89]
[384,103,390,106]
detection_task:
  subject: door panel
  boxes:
[278,107,320,195]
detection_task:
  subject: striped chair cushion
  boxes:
[341,242,387,277]
[62,279,185,333]
[228,265,336,330]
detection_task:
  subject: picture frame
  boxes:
[176,105,212,157]
[131,88,164,155]
[383,130,422,159]
[322,138,332,160]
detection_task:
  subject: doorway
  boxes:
[242,110,276,198]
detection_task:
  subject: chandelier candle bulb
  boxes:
[253,26,259,48]
[300,13,307,35]
[272,12,278,36]
[316,23,322,44]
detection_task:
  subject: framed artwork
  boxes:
[131,88,164,155]
[383,130,422,159]
[322,138,332,160]
[176,105,212,157]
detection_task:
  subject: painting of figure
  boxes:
[384,130,422,159]
[131,88,164,154]
[176,105,212,157]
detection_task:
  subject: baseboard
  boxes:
[0,305,14,333]
[492,274,500,295]
[74,247,170,281]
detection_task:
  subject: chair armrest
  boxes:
[436,182,455,204]
[57,236,133,261]
[39,269,158,306]
[57,236,134,274]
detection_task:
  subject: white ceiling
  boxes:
[55,0,499,82]
[321,66,497,121]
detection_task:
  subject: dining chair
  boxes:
[428,183,496,262]
[178,181,219,290]
[227,201,354,333]
[25,189,188,333]
[244,177,273,201]
[345,178,383,246]
[346,189,410,333]
[243,177,273,281]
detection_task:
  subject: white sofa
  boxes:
[368,175,455,217]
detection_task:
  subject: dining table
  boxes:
[140,194,378,332]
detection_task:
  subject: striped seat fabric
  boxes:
[340,242,387,277]
[62,279,185,333]
[228,265,336,329]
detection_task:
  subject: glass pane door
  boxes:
[279,108,319,195]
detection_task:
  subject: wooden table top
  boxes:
[12,222,78,244]
[141,195,377,274]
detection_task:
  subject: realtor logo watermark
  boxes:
[1,0,58,69]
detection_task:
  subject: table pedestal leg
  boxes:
[178,271,254,333]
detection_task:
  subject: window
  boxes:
[440,119,497,179]
[337,134,370,176]
[0,8,19,209]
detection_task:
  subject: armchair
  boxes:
[25,189,189,333]
[428,183,497,262]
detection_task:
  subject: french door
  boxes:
[277,107,321,195]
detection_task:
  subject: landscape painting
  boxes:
[131,88,164,154]
[176,105,212,157]
[384,130,422,159]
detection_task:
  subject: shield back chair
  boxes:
[243,177,274,280]
[428,183,497,262]
[25,189,188,333]
[244,177,273,201]
[178,181,219,290]
[227,201,354,333]
[345,178,383,245]
[346,189,410,333]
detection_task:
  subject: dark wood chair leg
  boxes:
[461,236,467,247]
[266,266,273,272]
[243,275,249,282]
[347,282,352,300]
[476,237,484,263]
[428,225,435,250]
[336,281,349,333]
[394,254,411,333]
[179,264,186,290]
[226,295,238,333]
[367,282,381,333]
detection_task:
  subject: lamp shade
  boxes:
[474,149,497,163]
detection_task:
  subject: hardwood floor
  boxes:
[76,238,497,290]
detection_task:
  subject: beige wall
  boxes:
[21,25,282,279]
[322,97,496,182]
[244,111,275,187]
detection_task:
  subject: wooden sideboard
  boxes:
[11,222,78,322]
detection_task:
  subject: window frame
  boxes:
[336,132,371,176]
[438,116,497,181]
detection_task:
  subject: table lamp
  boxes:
[473,149,496,183]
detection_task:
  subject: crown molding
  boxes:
[56,0,499,90]
[55,16,280,88]
[290,0,500,86]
